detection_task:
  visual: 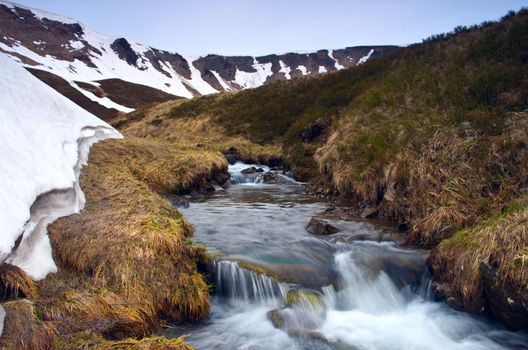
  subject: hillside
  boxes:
[0,0,397,122]
[123,9,528,329]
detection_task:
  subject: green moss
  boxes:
[502,201,528,215]
[440,229,476,249]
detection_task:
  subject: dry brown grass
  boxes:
[316,111,528,247]
[33,136,226,346]
[56,330,193,350]
[0,300,57,350]
[431,196,528,310]
[122,101,282,165]
[0,263,38,300]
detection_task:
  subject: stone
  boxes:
[305,218,339,235]
[262,171,279,183]
[241,167,258,175]
[225,154,237,165]
[267,309,285,329]
[167,195,189,208]
[480,258,528,331]
[212,185,225,192]
[190,191,205,200]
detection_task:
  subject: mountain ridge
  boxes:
[0,0,398,120]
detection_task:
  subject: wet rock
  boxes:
[262,171,278,183]
[398,223,410,232]
[480,258,528,331]
[324,206,336,213]
[213,171,230,185]
[224,147,240,165]
[267,309,285,329]
[306,218,339,235]
[225,154,237,165]
[287,328,329,344]
[286,289,326,316]
[167,195,189,208]
[241,167,259,175]
[360,207,379,218]
[212,185,225,192]
[190,191,205,200]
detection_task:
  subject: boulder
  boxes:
[286,289,326,316]
[480,258,528,331]
[225,154,237,165]
[262,171,279,183]
[167,195,189,208]
[305,218,339,235]
[241,167,258,175]
[267,309,285,329]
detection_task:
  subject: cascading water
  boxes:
[212,260,289,305]
[168,163,528,350]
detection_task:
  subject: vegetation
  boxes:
[137,9,528,240]
[121,100,282,165]
[3,7,528,345]
[430,195,528,317]
[0,136,228,348]
[119,8,528,325]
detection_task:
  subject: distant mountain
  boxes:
[0,0,398,120]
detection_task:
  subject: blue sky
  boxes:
[15,0,527,56]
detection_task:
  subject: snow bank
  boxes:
[0,53,121,280]
[358,49,375,65]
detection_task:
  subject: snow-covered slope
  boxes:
[0,0,399,118]
[0,53,121,280]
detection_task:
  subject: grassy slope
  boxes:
[3,137,228,349]
[122,9,528,326]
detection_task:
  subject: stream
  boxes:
[169,163,528,350]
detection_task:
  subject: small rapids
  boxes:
[168,163,528,350]
[212,260,289,305]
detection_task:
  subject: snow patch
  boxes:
[357,49,375,65]
[319,66,327,73]
[328,49,344,70]
[0,0,79,24]
[279,60,291,80]
[234,59,273,89]
[69,81,134,113]
[0,53,121,280]
[68,40,84,50]
[182,56,218,95]
[297,65,309,76]
[210,70,232,91]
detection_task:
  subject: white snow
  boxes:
[0,1,220,100]
[318,66,327,73]
[357,49,375,65]
[182,55,219,95]
[69,80,134,112]
[68,40,84,50]
[210,70,232,91]
[297,65,309,76]
[0,0,79,24]
[279,60,291,80]
[328,49,344,70]
[0,53,121,280]
[0,0,338,103]
[234,59,273,89]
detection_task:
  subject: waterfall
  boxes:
[211,260,289,305]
